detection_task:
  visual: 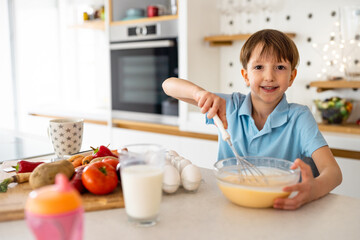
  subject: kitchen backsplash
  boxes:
[218,0,360,122]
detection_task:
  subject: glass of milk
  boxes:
[119,144,165,227]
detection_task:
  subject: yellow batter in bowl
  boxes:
[214,157,300,208]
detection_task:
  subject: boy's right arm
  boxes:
[162,77,203,106]
[162,77,228,128]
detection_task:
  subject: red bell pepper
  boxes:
[12,160,44,173]
[91,145,118,158]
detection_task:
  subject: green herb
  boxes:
[0,178,11,193]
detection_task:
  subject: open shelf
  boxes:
[318,123,360,135]
[70,20,105,30]
[108,0,177,26]
[204,33,296,46]
[309,81,360,135]
[309,80,360,92]
[110,15,178,26]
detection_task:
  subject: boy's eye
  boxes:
[277,65,286,70]
[254,65,263,70]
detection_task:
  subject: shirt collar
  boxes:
[268,94,289,128]
[238,93,289,129]
[238,92,252,117]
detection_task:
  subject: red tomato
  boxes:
[82,162,118,195]
[102,158,119,170]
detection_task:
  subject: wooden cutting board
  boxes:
[0,157,124,222]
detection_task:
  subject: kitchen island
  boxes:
[0,168,359,240]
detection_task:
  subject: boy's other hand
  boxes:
[194,91,228,129]
[273,158,316,210]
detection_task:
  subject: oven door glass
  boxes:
[111,39,178,115]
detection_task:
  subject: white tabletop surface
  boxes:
[1,168,359,240]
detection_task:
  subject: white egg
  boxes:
[165,150,179,161]
[177,158,192,173]
[181,164,202,191]
[162,165,180,194]
[165,158,172,166]
[171,155,184,167]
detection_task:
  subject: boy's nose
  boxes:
[263,69,275,82]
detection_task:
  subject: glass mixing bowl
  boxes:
[214,157,300,208]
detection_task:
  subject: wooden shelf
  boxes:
[318,123,360,135]
[309,80,360,92]
[204,33,296,46]
[70,20,105,31]
[110,15,178,26]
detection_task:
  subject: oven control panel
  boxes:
[128,25,157,36]
[109,19,178,42]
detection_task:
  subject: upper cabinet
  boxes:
[109,0,178,25]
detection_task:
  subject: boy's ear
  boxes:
[241,69,250,87]
[289,69,297,87]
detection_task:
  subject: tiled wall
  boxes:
[218,0,360,122]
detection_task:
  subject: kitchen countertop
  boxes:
[28,105,360,160]
[28,105,110,125]
[1,168,359,240]
[0,130,53,162]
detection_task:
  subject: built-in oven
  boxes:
[110,20,179,125]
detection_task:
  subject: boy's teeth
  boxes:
[263,87,275,90]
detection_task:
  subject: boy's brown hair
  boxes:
[240,29,299,70]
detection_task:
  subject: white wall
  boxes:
[179,0,360,149]
[1,0,109,134]
[176,0,360,199]
[219,0,360,116]
[0,0,15,130]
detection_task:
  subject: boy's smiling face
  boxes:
[241,44,297,110]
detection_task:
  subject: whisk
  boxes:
[213,114,268,185]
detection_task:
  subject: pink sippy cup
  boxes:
[25,174,84,240]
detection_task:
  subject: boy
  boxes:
[162,29,342,210]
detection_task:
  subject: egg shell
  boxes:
[177,158,192,173]
[181,164,202,191]
[171,155,184,167]
[162,165,180,194]
[165,150,179,161]
[165,158,172,166]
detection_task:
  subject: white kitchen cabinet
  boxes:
[331,157,360,199]
[177,0,221,134]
